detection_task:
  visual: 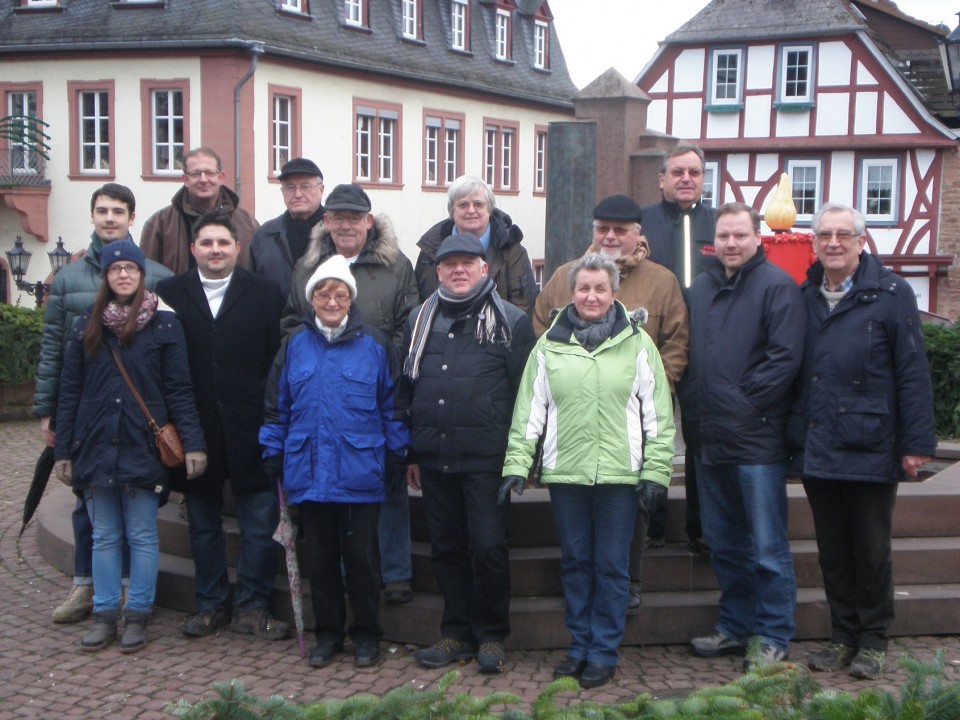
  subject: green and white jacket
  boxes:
[503,301,675,487]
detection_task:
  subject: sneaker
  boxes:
[230,607,290,640]
[627,585,642,614]
[690,631,746,657]
[743,641,788,671]
[477,641,507,673]
[808,643,855,672]
[181,607,230,638]
[51,584,94,624]
[415,638,477,668]
[849,648,886,680]
[645,535,665,549]
[383,580,413,604]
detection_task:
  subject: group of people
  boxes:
[33,141,935,689]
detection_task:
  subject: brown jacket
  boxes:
[532,239,689,389]
[140,185,258,274]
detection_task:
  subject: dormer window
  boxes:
[401,0,421,40]
[495,9,511,61]
[19,0,61,8]
[533,20,549,69]
[281,0,304,12]
[344,0,366,27]
[451,0,470,52]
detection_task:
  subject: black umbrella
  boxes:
[20,446,55,538]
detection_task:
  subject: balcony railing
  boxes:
[0,153,49,187]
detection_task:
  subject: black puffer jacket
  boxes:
[415,209,539,313]
[788,253,936,483]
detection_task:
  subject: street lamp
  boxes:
[939,13,960,92]
[5,235,72,308]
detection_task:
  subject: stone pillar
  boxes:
[544,122,596,277]
[937,146,960,320]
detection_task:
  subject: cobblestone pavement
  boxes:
[2,418,960,718]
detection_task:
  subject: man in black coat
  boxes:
[157,212,288,641]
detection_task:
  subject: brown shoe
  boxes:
[181,606,230,638]
[52,584,94,624]
[230,608,290,641]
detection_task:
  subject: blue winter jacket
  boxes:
[260,307,410,505]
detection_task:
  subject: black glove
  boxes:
[497,475,525,506]
[637,480,667,516]
[262,453,283,479]
[385,452,407,494]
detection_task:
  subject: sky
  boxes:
[550,0,960,89]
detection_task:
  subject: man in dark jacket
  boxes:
[156,212,288,642]
[682,203,804,670]
[33,183,172,624]
[791,203,935,680]
[282,183,420,605]
[141,146,259,273]
[401,233,535,674]
[415,175,538,314]
[249,157,324,299]
[642,143,716,556]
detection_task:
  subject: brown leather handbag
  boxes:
[110,347,185,469]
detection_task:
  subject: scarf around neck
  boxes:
[102,291,158,338]
[566,304,617,352]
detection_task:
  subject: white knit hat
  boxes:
[305,254,358,302]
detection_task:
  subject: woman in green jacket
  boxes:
[502,253,675,689]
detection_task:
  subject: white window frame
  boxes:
[483,122,517,191]
[344,0,362,25]
[533,20,548,69]
[779,45,813,103]
[401,0,417,38]
[355,103,400,185]
[701,161,720,208]
[451,0,467,51]
[710,48,743,106]
[272,95,292,176]
[79,90,110,174]
[281,0,303,11]
[495,9,510,61]
[786,158,822,222]
[378,115,395,183]
[6,90,38,173]
[151,88,183,174]
[860,158,899,223]
[424,114,461,187]
[534,127,547,193]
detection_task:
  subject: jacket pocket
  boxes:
[342,365,378,412]
[282,432,313,496]
[834,395,889,451]
[340,432,385,494]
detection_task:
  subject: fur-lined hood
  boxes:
[302,213,401,269]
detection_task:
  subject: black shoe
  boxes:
[690,631,746,657]
[415,637,477,668]
[309,639,344,668]
[645,535,665,549]
[383,581,413,604]
[627,588,641,614]
[553,656,587,679]
[354,640,380,667]
[477,641,507,674]
[579,663,615,689]
[181,606,229,638]
[687,537,711,555]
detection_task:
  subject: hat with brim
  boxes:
[593,194,643,223]
[435,233,485,262]
[324,184,371,213]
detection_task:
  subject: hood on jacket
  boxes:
[417,208,523,258]
[303,213,401,270]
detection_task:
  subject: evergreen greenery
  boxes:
[165,651,960,720]
[922,322,960,439]
[0,303,43,384]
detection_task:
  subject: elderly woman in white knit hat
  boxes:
[260,254,410,669]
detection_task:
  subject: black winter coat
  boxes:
[249,211,323,300]
[156,267,284,497]
[788,253,936,483]
[678,248,805,465]
[641,199,715,289]
[399,296,535,474]
[54,310,205,492]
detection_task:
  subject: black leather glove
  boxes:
[637,480,667,516]
[497,475,525,506]
[262,453,283,479]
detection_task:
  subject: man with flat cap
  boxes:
[399,233,535,674]
[250,157,325,299]
[532,194,688,612]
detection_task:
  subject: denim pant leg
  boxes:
[233,489,280,611]
[738,463,795,650]
[185,491,230,612]
[85,487,124,612]
[73,495,94,583]
[378,479,412,584]
[120,487,161,611]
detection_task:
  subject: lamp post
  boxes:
[939,13,960,92]
[5,235,72,308]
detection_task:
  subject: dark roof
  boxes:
[0,0,577,110]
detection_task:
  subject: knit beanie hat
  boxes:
[305,254,358,302]
[101,239,146,276]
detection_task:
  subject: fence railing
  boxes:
[0,153,49,187]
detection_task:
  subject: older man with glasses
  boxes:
[250,158,325,299]
[141,146,259,274]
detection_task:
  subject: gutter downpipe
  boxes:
[234,41,265,199]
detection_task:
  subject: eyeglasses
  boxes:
[594,224,636,237]
[815,230,859,243]
[184,169,220,179]
[107,263,141,276]
[454,200,488,212]
[667,167,703,179]
[281,182,321,195]
[326,213,368,226]
[313,291,351,304]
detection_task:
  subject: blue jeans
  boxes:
[549,483,638,667]
[74,495,130,584]
[378,475,411,584]
[84,486,160,612]
[696,461,796,650]
[186,488,279,612]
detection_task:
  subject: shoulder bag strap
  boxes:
[109,346,161,435]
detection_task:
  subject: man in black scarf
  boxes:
[400,234,535,675]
